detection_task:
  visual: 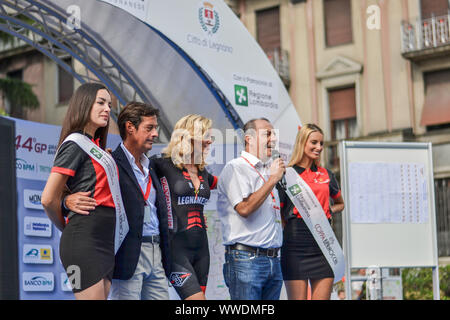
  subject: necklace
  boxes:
[184,166,200,200]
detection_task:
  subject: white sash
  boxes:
[60,133,129,254]
[284,167,345,283]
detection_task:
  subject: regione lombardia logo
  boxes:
[198,1,220,35]
[289,184,302,197]
[234,85,248,107]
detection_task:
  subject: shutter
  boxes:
[329,87,356,121]
[256,6,280,53]
[420,0,449,19]
[324,0,353,47]
[420,69,450,126]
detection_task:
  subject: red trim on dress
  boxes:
[292,166,335,219]
[210,176,218,190]
[90,158,115,208]
[332,190,341,199]
[51,167,76,177]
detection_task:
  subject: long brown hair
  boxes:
[288,123,324,167]
[58,83,111,149]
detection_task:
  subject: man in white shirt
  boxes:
[217,118,285,300]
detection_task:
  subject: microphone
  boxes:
[271,150,287,190]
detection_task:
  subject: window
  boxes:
[324,0,353,47]
[420,0,449,19]
[420,69,450,129]
[256,6,280,53]
[328,86,357,140]
[7,69,23,80]
[6,69,24,118]
[58,57,74,104]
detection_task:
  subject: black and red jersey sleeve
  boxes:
[206,170,218,190]
[327,169,341,199]
[150,156,172,182]
[51,141,86,177]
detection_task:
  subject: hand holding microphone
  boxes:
[270,150,287,189]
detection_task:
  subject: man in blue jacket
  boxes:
[64,102,170,300]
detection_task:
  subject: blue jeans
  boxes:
[223,249,283,300]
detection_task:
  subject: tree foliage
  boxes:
[0,77,39,111]
[402,266,450,300]
[0,14,35,45]
[0,15,40,114]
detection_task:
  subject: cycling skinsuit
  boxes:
[152,156,217,299]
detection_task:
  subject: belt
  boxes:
[142,235,160,244]
[226,243,280,258]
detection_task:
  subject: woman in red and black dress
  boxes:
[41,83,115,300]
[278,124,344,300]
[152,114,217,300]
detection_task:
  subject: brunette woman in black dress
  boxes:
[42,83,115,300]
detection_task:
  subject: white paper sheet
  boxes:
[348,162,428,224]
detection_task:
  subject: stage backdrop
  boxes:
[12,117,243,300]
[13,117,120,299]
[99,0,302,159]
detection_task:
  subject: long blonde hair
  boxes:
[288,123,324,167]
[162,114,212,171]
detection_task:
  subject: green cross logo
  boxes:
[90,147,103,160]
[234,85,248,106]
[288,184,302,196]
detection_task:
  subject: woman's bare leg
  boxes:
[74,278,110,300]
[310,278,334,300]
[284,280,309,300]
[185,291,206,300]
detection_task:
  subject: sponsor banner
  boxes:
[285,167,345,283]
[60,273,72,292]
[13,118,59,181]
[23,189,43,210]
[24,216,52,238]
[22,272,54,292]
[100,0,149,21]
[232,73,279,114]
[61,133,129,254]
[99,0,302,161]
[11,117,122,299]
[23,244,53,264]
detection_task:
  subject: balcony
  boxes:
[266,48,290,87]
[401,14,450,61]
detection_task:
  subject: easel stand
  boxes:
[340,141,441,300]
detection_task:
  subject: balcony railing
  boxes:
[401,13,450,56]
[266,48,290,87]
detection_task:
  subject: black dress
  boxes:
[51,134,116,293]
[278,164,341,281]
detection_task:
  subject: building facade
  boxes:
[226,0,450,259]
[0,38,120,133]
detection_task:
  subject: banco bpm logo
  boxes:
[198,1,220,35]
[234,85,248,107]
